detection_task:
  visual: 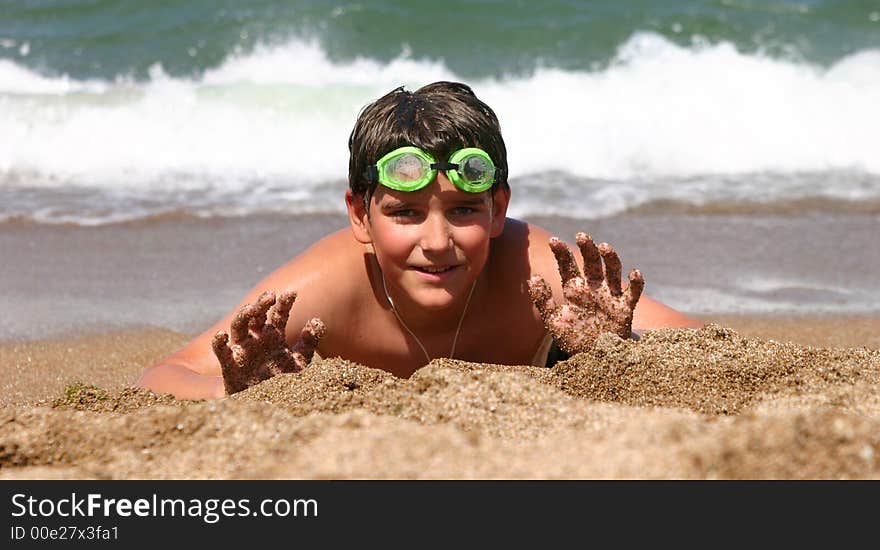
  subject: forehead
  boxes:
[372,172,490,205]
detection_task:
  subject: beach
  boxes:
[1,214,878,480]
[2,0,879,480]
[1,319,877,480]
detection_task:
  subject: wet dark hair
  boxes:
[348,81,508,202]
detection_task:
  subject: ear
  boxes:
[345,189,373,244]
[489,186,510,238]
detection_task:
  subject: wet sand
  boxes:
[4,212,878,342]
[1,317,877,479]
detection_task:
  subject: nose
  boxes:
[419,211,453,254]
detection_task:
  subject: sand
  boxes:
[0,318,880,479]
[1,317,878,479]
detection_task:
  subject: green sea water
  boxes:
[2,0,879,79]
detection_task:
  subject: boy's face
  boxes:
[350,172,508,311]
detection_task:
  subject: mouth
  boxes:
[411,265,459,275]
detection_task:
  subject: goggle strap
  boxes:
[364,165,379,182]
[430,162,458,171]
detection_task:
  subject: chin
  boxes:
[412,289,459,311]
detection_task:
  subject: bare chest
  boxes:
[321,282,546,378]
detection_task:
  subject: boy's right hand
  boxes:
[211,290,326,395]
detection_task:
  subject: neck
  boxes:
[381,269,479,333]
[374,257,480,360]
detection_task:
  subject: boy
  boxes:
[137,81,702,400]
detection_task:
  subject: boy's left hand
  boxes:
[528,232,644,356]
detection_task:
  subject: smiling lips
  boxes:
[410,265,461,283]
[412,265,458,275]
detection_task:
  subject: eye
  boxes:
[450,206,480,217]
[390,209,418,218]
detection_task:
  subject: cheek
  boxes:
[455,224,493,261]
[369,219,419,260]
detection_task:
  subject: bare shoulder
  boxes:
[522,221,562,268]
[259,228,385,352]
[492,218,557,269]
[493,219,572,301]
[255,228,366,320]
[487,218,551,283]
[270,228,363,287]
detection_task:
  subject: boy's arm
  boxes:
[136,361,226,400]
[136,229,351,400]
[632,294,703,331]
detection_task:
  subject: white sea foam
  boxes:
[0,59,109,94]
[1,33,879,223]
[482,33,880,178]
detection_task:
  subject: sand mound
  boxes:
[1,324,878,479]
[554,326,879,414]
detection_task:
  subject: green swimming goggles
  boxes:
[365,146,500,193]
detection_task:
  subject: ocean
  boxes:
[1,0,879,338]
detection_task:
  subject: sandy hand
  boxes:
[211,290,326,395]
[528,232,644,356]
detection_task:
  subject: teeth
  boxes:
[420,266,452,273]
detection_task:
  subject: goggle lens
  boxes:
[460,155,493,185]
[385,153,430,186]
[447,148,495,192]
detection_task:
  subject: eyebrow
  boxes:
[453,197,488,206]
[381,199,414,209]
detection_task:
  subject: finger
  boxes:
[576,232,603,286]
[230,305,254,344]
[598,242,623,296]
[292,318,327,366]
[549,237,581,286]
[249,291,276,333]
[211,331,234,368]
[213,331,243,395]
[625,268,645,310]
[527,275,558,321]
[268,290,297,330]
